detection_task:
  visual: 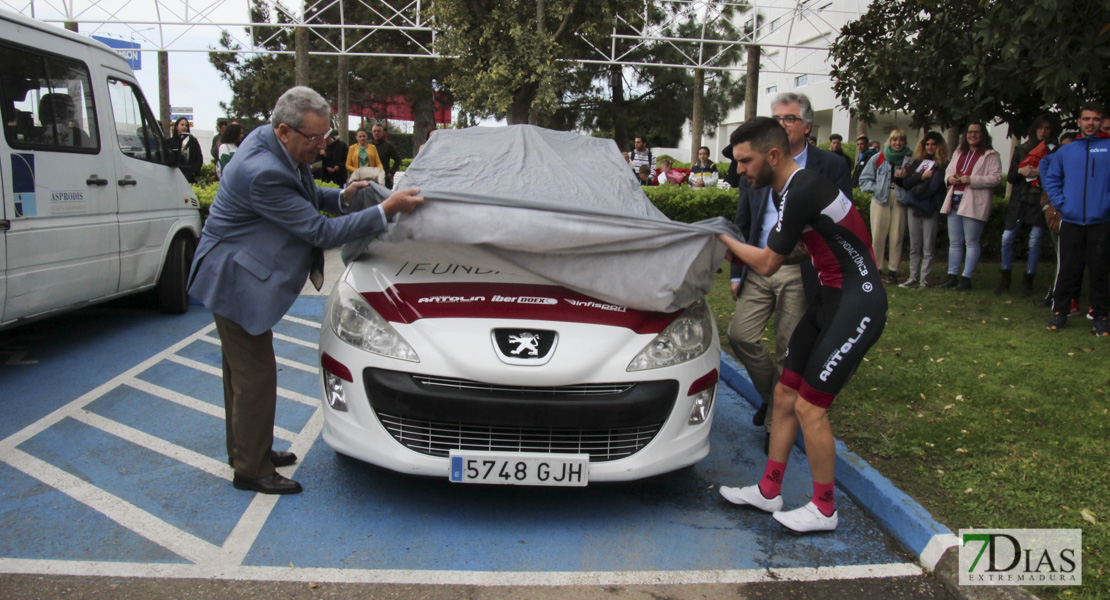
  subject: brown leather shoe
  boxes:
[232,473,303,495]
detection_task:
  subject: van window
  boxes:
[107,78,166,163]
[0,43,99,152]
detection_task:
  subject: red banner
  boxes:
[341,93,452,124]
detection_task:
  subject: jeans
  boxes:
[1000,226,1045,274]
[947,214,986,278]
[906,210,939,282]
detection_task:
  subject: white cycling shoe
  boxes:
[773,502,838,533]
[719,484,783,513]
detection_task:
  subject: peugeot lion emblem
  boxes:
[492,329,558,366]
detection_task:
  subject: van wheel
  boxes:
[157,235,195,314]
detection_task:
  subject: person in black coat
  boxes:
[168,116,204,183]
[898,131,950,288]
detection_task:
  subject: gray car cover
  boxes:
[343,125,737,313]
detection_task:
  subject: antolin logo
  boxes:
[959,529,1081,586]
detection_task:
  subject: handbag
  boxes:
[1039,190,1062,234]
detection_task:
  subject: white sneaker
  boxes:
[773,502,838,533]
[719,484,783,513]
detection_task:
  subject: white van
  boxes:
[0,10,202,330]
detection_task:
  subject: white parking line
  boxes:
[72,410,232,481]
[164,353,317,407]
[3,449,221,564]
[0,557,923,585]
[282,314,322,328]
[198,334,319,374]
[125,378,298,443]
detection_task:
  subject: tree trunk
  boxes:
[610,64,628,151]
[413,80,435,156]
[509,84,536,125]
[745,45,760,121]
[690,69,705,164]
[337,54,349,143]
[295,28,309,87]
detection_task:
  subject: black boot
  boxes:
[752,401,768,427]
[940,274,959,289]
[954,275,972,291]
[1019,272,1035,297]
[992,269,1011,295]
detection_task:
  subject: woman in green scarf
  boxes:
[859,129,914,283]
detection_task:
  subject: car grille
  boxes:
[412,375,633,396]
[375,411,664,463]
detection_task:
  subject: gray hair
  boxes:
[771,92,815,125]
[270,86,331,129]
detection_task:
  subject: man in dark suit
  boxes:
[188,87,424,495]
[726,92,851,440]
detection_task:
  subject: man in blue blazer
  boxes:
[724,93,851,440]
[188,87,423,494]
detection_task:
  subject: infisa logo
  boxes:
[959,529,1082,586]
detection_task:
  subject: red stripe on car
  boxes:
[361,283,678,334]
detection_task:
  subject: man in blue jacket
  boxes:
[1042,102,1110,336]
[188,87,424,494]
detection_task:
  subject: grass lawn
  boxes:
[706,262,1108,599]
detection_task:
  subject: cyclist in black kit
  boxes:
[717,117,887,533]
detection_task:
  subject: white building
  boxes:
[676,0,1010,167]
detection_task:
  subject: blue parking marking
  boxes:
[0,462,186,563]
[18,418,248,545]
[0,297,929,585]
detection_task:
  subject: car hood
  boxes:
[345,242,679,335]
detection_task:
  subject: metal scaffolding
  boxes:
[1,0,860,75]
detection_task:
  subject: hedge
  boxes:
[641,185,737,223]
[192,177,1028,262]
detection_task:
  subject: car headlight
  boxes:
[627,298,712,371]
[330,281,419,362]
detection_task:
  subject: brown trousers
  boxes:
[213,314,278,479]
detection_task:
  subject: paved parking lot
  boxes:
[0,299,951,595]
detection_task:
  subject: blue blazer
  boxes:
[730,145,852,286]
[188,125,389,335]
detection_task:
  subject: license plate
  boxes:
[448,451,589,486]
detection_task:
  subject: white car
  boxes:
[317,243,720,486]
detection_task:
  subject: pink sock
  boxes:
[813,481,835,517]
[758,459,787,499]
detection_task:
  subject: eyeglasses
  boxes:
[772,115,804,125]
[287,124,328,143]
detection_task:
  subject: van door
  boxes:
[0,166,7,321]
[105,75,192,293]
[0,41,118,323]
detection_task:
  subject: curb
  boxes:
[717,354,1040,600]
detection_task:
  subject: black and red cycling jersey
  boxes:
[767,168,881,291]
[765,168,887,407]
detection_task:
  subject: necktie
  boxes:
[301,166,325,291]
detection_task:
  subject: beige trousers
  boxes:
[870,190,907,273]
[726,265,806,428]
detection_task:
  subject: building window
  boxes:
[795,74,808,87]
[766,85,777,94]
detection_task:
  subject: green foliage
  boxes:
[193,177,341,224]
[430,0,635,124]
[643,185,736,223]
[829,0,1110,134]
[195,163,217,188]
